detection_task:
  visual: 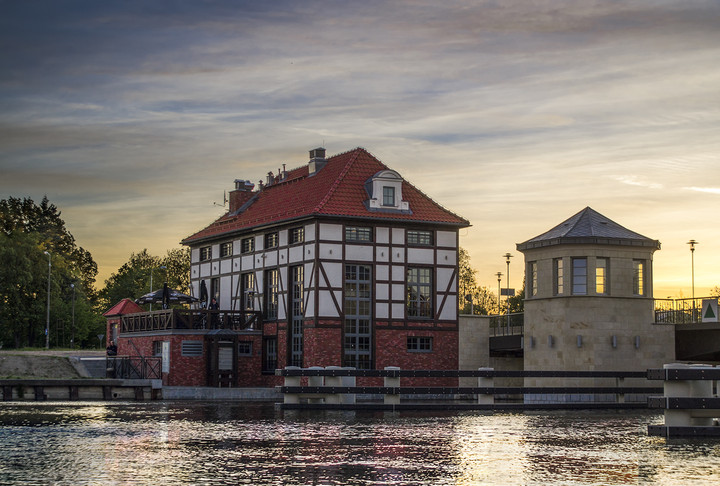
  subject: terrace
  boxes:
[120,309,263,333]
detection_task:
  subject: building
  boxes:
[516,207,675,402]
[116,147,469,387]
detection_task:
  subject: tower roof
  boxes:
[517,207,660,251]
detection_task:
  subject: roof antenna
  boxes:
[213,191,228,207]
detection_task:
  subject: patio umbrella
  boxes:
[135,287,199,305]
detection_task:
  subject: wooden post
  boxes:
[477,367,494,405]
[384,366,400,405]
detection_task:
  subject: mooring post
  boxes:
[477,367,494,405]
[307,366,325,404]
[341,367,356,404]
[617,377,625,403]
[283,366,301,404]
[664,363,714,427]
[384,366,400,405]
[324,366,342,404]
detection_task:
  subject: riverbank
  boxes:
[0,350,104,379]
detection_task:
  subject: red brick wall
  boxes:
[303,324,342,367]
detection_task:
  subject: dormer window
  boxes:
[383,186,395,206]
[365,170,410,212]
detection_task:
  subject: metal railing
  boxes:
[654,297,717,324]
[489,313,524,336]
[106,355,162,379]
[121,309,263,333]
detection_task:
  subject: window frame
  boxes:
[264,268,279,320]
[554,258,564,295]
[407,230,433,246]
[529,261,538,297]
[241,237,255,254]
[290,227,304,244]
[199,246,212,262]
[406,267,433,319]
[220,242,233,258]
[238,341,253,356]
[265,232,278,249]
[345,226,373,242]
[407,336,433,352]
[596,257,609,295]
[382,186,396,206]
[633,259,645,296]
[571,257,587,295]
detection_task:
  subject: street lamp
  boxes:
[70,283,76,349]
[496,272,503,314]
[149,265,167,311]
[43,251,51,349]
[503,253,513,330]
[687,240,698,322]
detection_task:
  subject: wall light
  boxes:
[577,335,583,348]
[611,335,617,348]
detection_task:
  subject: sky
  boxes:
[1,0,719,299]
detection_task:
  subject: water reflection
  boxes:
[0,402,718,485]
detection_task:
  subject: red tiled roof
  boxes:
[103,298,144,317]
[182,148,469,244]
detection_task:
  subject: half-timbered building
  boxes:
[116,147,469,387]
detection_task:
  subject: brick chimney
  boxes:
[308,147,327,175]
[228,179,255,213]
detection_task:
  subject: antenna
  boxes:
[213,191,228,208]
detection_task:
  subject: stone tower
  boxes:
[517,207,674,403]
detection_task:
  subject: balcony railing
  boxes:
[489,312,524,337]
[654,297,717,324]
[121,309,263,333]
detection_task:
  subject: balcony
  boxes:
[121,309,263,333]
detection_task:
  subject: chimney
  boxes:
[228,179,255,213]
[308,147,327,175]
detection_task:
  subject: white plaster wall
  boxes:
[392,228,405,245]
[346,245,373,261]
[391,265,405,282]
[437,231,456,248]
[407,248,433,264]
[376,227,390,244]
[289,246,304,263]
[376,303,389,319]
[436,250,456,265]
[320,223,343,241]
[376,264,389,281]
[319,243,343,260]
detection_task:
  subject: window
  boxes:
[407,336,433,352]
[290,227,304,244]
[382,186,395,206]
[633,260,645,296]
[241,237,254,254]
[238,341,252,356]
[345,226,372,242]
[596,258,609,295]
[554,258,564,295]
[290,265,304,367]
[263,337,277,373]
[572,258,587,295]
[199,246,212,261]
[242,273,255,311]
[181,340,203,357]
[407,267,433,318]
[220,242,233,258]
[265,269,278,319]
[529,261,538,297]
[211,277,220,303]
[265,232,278,249]
[152,341,163,357]
[407,230,433,246]
[344,264,372,369]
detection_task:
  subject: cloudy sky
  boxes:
[1,0,719,298]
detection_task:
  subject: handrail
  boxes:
[120,309,263,333]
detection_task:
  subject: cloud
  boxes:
[684,187,720,195]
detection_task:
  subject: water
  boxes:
[0,402,718,485]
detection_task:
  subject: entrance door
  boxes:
[206,333,238,387]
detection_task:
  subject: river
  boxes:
[0,402,718,485]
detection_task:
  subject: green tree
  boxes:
[99,248,190,310]
[0,197,103,348]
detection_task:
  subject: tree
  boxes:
[0,197,103,348]
[458,247,499,315]
[99,248,190,310]
[711,287,719,298]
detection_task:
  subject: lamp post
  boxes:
[70,283,76,349]
[503,253,513,331]
[496,272,503,314]
[43,251,51,349]
[687,240,698,322]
